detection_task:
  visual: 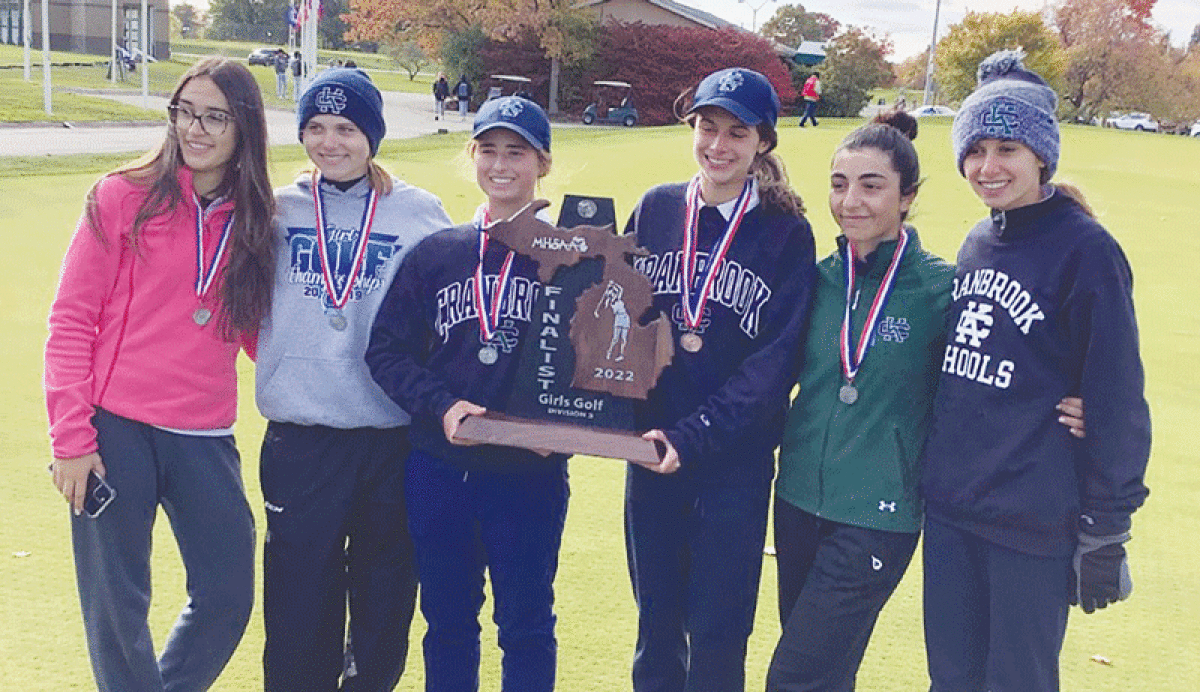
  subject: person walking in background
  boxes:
[273,49,290,100]
[291,51,303,101]
[799,71,821,127]
[365,96,568,691]
[255,68,452,691]
[765,110,1087,691]
[455,75,472,120]
[44,56,275,691]
[622,67,816,692]
[433,72,450,120]
[921,49,1151,692]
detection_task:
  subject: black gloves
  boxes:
[1070,529,1133,614]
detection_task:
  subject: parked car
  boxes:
[248,47,278,66]
[1105,112,1159,131]
[1189,121,1200,137]
[908,105,956,117]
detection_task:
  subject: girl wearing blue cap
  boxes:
[922,50,1150,691]
[621,67,816,691]
[366,96,568,692]
[255,68,452,690]
[45,57,272,691]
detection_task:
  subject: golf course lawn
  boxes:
[2,120,1196,690]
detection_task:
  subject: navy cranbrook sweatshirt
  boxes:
[921,189,1151,557]
[366,222,565,474]
[626,182,816,480]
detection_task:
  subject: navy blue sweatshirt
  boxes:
[921,189,1151,557]
[626,182,816,480]
[366,223,565,474]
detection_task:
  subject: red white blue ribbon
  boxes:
[474,209,516,343]
[311,171,378,311]
[680,175,754,331]
[192,193,234,301]
[839,228,909,384]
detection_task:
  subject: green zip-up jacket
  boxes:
[776,229,953,533]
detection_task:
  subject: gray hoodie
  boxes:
[255,172,452,428]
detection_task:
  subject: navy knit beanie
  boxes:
[952,50,1059,178]
[297,68,386,156]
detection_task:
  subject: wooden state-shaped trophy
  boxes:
[453,196,673,463]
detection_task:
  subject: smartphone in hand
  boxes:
[84,471,116,518]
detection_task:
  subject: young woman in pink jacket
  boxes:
[44,57,275,691]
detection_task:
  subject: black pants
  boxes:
[767,500,918,692]
[260,422,418,692]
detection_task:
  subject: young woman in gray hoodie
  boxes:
[253,68,452,691]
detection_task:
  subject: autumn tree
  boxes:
[759,4,839,45]
[1054,0,1174,122]
[818,27,893,117]
[934,10,1065,104]
[343,0,598,112]
[578,23,796,125]
[893,49,929,90]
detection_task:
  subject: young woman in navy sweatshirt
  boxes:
[921,50,1151,692]
[621,67,816,691]
[366,96,568,692]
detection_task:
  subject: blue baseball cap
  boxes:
[688,68,780,128]
[472,96,551,152]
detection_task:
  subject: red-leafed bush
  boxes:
[584,23,798,125]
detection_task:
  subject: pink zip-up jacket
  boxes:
[45,166,241,460]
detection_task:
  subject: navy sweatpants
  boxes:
[624,459,773,692]
[260,422,417,692]
[405,448,569,692]
[922,515,1071,692]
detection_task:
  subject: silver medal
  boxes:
[328,312,348,331]
[193,308,212,326]
[839,384,859,405]
[478,346,499,365]
[680,332,703,353]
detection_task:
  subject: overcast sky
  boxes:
[683,0,1198,61]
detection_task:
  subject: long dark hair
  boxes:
[674,88,805,218]
[84,57,276,337]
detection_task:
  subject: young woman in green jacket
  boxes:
[766,111,1085,690]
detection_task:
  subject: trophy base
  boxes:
[453,412,660,464]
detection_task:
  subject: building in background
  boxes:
[0,0,170,60]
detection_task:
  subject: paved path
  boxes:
[0,90,475,156]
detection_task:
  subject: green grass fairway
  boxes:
[2,122,1197,690]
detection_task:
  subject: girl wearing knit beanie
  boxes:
[255,67,453,689]
[921,49,1151,692]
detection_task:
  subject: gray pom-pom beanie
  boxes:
[951,49,1059,178]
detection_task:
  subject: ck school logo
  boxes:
[939,268,1045,389]
[286,227,398,305]
[315,87,348,114]
[981,102,1019,138]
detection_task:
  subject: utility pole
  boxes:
[738,0,775,33]
[922,0,942,106]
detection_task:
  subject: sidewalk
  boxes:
[0,90,475,157]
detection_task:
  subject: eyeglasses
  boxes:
[168,104,234,136]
